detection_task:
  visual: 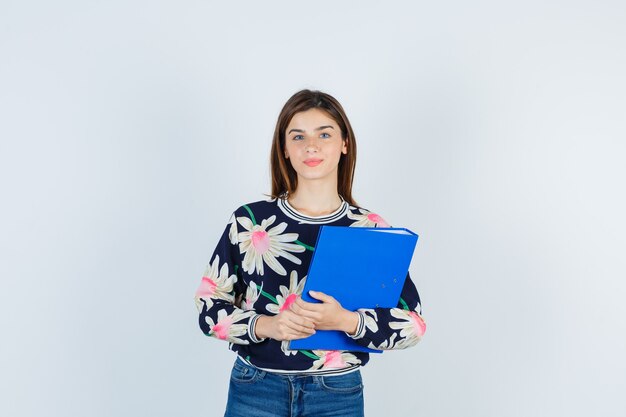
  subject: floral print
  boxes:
[265,271,307,314]
[347,208,390,227]
[367,333,398,350]
[358,308,380,333]
[389,307,427,345]
[228,213,238,245]
[358,305,426,350]
[195,199,426,375]
[237,214,305,276]
[205,308,255,344]
[265,270,307,355]
[194,254,237,311]
[310,350,361,370]
[242,280,262,311]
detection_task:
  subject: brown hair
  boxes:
[267,89,359,206]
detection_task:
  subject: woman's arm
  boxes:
[349,272,426,350]
[254,311,316,341]
[290,291,361,334]
[291,273,426,350]
[347,214,427,350]
[194,212,268,345]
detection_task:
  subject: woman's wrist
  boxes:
[340,310,360,335]
[254,315,271,339]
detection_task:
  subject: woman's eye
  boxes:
[320,133,331,138]
[293,135,304,140]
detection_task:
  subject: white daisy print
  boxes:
[389,307,427,347]
[194,254,237,311]
[309,350,361,370]
[205,308,255,345]
[367,333,398,351]
[347,208,390,227]
[358,308,379,333]
[228,213,238,245]
[266,270,307,314]
[242,280,262,310]
[237,215,305,276]
[391,334,422,350]
[265,270,307,356]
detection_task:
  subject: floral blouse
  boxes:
[194,196,426,375]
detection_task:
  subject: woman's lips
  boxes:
[304,159,322,167]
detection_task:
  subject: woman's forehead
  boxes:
[287,108,338,130]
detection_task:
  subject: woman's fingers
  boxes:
[292,296,314,310]
[285,310,316,331]
[277,310,316,337]
[290,298,323,321]
[268,293,351,339]
[292,296,325,312]
[308,290,335,304]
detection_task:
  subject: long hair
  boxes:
[267,89,358,206]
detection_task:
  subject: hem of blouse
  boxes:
[236,355,362,376]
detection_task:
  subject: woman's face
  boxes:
[283,108,348,184]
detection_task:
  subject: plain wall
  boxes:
[1,1,625,416]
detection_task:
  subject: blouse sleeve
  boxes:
[347,271,426,350]
[194,211,266,345]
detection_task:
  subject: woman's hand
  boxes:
[255,309,316,341]
[291,291,360,334]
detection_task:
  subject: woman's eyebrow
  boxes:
[287,125,335,134]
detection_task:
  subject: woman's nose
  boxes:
[305,139,319,152]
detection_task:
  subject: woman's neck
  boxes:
[287,183,343,217]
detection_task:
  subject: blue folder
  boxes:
[289,225,419,353]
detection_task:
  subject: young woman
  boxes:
[195,89,427,417]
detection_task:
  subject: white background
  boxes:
[1,1,625,416]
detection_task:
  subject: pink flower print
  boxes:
[212,315,233,340]
[251,230,270,253]
[390,306,427,348]
[237,215,305,276]
[266,271,307,315]
[367,213,390,227]
[310,350,361,370]
[409,311,426,337]
[347,208,390,227]
[265,271,308,357]
[204,309,255,345]
[194,255,237,312]
[195,277,217,299]
[280,294,297,312]
[323,351,346,368]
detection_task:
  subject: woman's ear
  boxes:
[342,139,348,154]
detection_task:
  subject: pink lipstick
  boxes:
[304,159,322,167]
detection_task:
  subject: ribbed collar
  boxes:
[277,195,349,224]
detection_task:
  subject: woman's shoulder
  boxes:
[230,196,281,217]
[345,202,392,228]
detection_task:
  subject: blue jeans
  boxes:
[224,358,365,417]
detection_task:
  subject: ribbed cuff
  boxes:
[247,314,267,343]
[345,311,366,339]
